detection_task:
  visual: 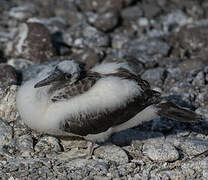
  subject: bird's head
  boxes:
[34,60,82,88]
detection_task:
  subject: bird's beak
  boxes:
[34,69,62,88]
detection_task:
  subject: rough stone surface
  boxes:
[94,144,129,165]
[63,22,110,48]
[141,67,167,87]
[0,85,19,122]
[0,118,12,145]
[34,136,61,155]
[87,10,119,32]
[8,4,38,20]
[123,39,171,58]
[167,136,208,156]
[0,64,17,87]
[17,135,34,157]
[6,22,56,63]
[143,138,179,162]
[71,48,103,70]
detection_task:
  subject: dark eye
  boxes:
[64,74,71,80]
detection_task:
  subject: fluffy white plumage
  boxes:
[16,60,158,141]
[91,61,134,74]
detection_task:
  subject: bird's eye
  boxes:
[64,74,71,80]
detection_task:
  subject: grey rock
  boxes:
[121,6,143,21]
[202,169,208,179]
[71,48,103,69]
[87,10,119,32]
[0,64,17,88]
[111,34,129,49]
[7,157,52,169]
[178,59,204,73]
[27,17,68,34]
[17,135,34,157]
[0,85,19,122]
[33,0,84,25]
[181,157,208,173]
[141,2,162,18]
[123,39,171,58]
[34,136,61,154]
[192,71,205,87]
[53,2,85,26]
[105,48,128,60]
[157,170,186,180]
[141,67,167,87]
[135,53,158,68]
[63,22,110,48]
[0,145,13,157]
[196,106,208,118]
[8,4,38,20]
[6,22,56,63]
[76,0,123,13]
[158,57,181,68]
[122,0,135,6]
[65,158,109,177]
[93,176,111,180]
[94,144,129,165]
[167,136,208,156]
[0,118,12,145]
[161,10,192,33]
[171,23,208,60]
[143,138,179,162]
[117,162,137,177]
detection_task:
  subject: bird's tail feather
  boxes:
[156,101,203,124]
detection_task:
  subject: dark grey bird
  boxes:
[16,60,203,143]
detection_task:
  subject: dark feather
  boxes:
[50,72,101,102]
[157,101,203,124]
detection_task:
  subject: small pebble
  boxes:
[34,136,61,154]
[94,144,129,165]
[143,138,179,162]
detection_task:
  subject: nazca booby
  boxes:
[16,60,203,142]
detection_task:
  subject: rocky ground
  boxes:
[1,0,208,179]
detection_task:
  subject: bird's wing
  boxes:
[50,72,101,102]
[57,69,161,136]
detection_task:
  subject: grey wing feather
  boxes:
[51,74,99,102]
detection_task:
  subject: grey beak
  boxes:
[34,69,62,88]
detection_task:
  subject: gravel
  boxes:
[0,0,208,179]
